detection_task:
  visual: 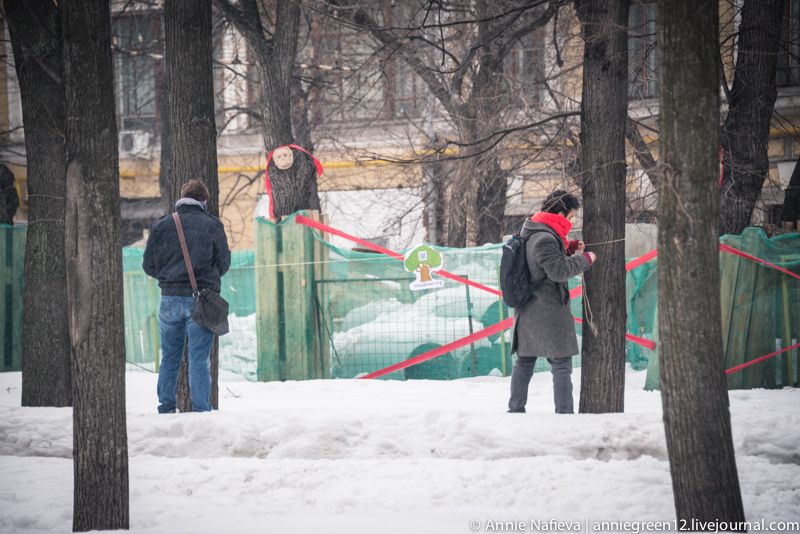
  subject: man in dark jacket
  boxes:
[508,190,595,414]
[143,180,231,413]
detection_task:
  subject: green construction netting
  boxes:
[121,213,656,381]
[2,219,797,389]
[123,247,257,379]
[244,213,655,381]
[0,224,26,373]
[720,229,800,389]
[643,228,800,390]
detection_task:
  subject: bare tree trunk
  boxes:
[423,159,449,246]
[444,83,507,248]
[165,0,221,412]
[61,0,129,529]
[445,139,479,248]
[158,59,171,216]
[6,0,72,407]
[658,0,746,524]
[780,155,800,224]
[720,0,784,235]
[443,2,517,248]
[214,0,320,216]
[477,155,510,245]
[576,0,630,414]
[253,6,317,216]
[290,65,321,211]
[473,26,511,247]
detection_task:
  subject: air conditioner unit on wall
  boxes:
[119,130,151,156]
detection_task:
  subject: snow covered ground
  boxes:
[1,366,799,533]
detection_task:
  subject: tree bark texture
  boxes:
[470,2,516,248]
[720,0,784,235]
[61,0,129,530]
[214,0,320,216]
[445,137,480,248]
[576,0,630,414]
[165,0,221,412]
[6,0,73,407]
[290,64,322,211]
[158,59,171,216]
[780,155,800,224]
[477,155,510,245]
[444,2,494,248]
[657,0,746,524]
[176,339,218,413]
[255,1,319,216]
[443,143,509,249]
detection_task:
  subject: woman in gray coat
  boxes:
[508,190,596,414]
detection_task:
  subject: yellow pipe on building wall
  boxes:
[11,125,799,201]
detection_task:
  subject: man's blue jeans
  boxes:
[157,296,215,413]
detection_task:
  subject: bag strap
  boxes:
[521,227,565,251]
[518,228,547,242]
[519,228,562,300]
[172,212,199,296]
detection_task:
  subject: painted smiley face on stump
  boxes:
[273,146,294,170]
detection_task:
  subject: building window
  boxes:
[212,22,252,132]
[113,13,162,133]
[393,63,425,118]
[304,2,437,123]
[304,21,389,123]
[777,0,800,85]
[504,30,548,109]
[114,11,249,145]
[628,3,658,99]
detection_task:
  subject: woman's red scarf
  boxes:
[530,212,572,250]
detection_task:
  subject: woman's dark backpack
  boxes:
[499,229,547,309]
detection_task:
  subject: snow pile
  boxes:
[1,367,799,533]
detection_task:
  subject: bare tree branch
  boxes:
[494,2,563,70]
[364,111,581,164]
[212,0,269,50]
[333,1,459,119]
[314,0,553,32]
[625,116,659,188]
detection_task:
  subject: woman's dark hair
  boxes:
[542,190,580,216]
[180,179,210,203]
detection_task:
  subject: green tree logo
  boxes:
[404,243,443,283]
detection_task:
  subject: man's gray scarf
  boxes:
[175,198,208,212]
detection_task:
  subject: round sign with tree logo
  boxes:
[404,243,445,290]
